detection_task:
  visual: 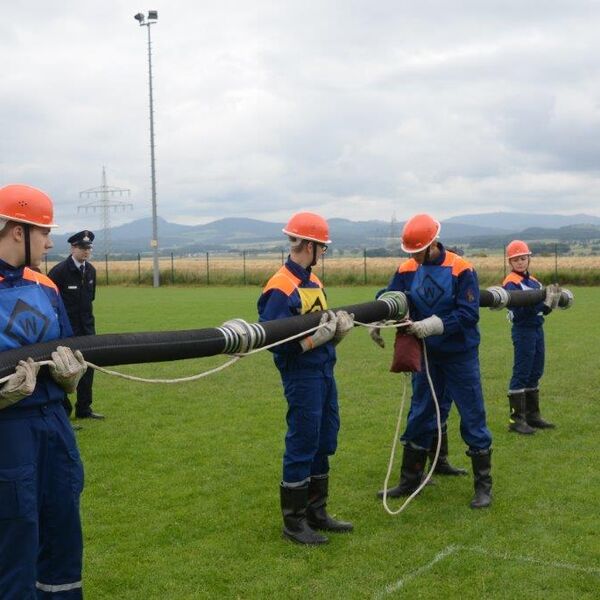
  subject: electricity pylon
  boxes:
[78,167,132,256]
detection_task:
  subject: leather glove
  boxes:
[49,346,88,393]
[369,326,385,348]
[300,310,337,352]
[333,310,354,344]
[544,283,562,310]
[407,315,444,339]
[0,358,40,410]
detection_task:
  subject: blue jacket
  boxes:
[0,259,73,412]
[257,257,335,372]
[502,271,549,328]
[380,244,480,357]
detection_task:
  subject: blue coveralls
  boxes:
[502,271,550,394]
[0,261,84,599]
[257,258,339,484]
[381,244,492,452]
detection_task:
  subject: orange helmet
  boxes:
[0,184,57,227]
[506,240,531,259]
[282,212,331,244]
[401,213,441,253]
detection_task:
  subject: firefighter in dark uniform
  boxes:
[502,240,561,434]
[373,214,493,509]
[258,212,355,545]
[48,230,103,419]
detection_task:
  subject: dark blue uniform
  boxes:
[258,258,339,484]
[503,271,550,394]
[381,244,492,452]
[48,256,96,417]
[0,260,84,599]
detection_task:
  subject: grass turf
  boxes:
[74,286,600,598]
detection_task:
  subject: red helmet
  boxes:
[401,213,441,253]
[506,240,531,259]
[0,184,57,227]
[282,212,331,244]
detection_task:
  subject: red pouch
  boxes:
[390,330,422,373]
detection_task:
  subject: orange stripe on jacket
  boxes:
[0,268,58,292]
[262,266,323,296]
[503,272,540,287]
[398,252,472,276]
[441,251,473,277]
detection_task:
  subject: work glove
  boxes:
[407,315,444,339]
[333,310,355,345]
[300,310,337,352]
[49,346,88,393]
[0,358,40,410]
[369,325,385,348]
[543,283,562,310]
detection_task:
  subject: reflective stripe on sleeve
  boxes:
[36,580,83,593]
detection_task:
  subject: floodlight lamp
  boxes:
[134,13,145,23]
[148,10,158,20]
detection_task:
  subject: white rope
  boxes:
[380,340,443,516]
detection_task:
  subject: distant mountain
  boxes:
[444,212,600,231]
[47,213,600,257]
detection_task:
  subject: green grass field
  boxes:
[75,286,600,599]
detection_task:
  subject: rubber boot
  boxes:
[525,389,555,429]
[307,476,353,533]
[280,483,329,545]
[508,393,536,435]
[377,444,427,498]
[428,426,468,476]
[468,449,492,509]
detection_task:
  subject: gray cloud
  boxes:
[1,1,599,233]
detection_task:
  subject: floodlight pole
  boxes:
[135,11,160,287]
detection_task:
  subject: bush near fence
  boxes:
[43,253,600,287]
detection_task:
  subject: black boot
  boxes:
[429,426,468,475]
[307,476,353,533]
[280,483,328,545]
[508,393,536,435]
[525,389,555,429]
[468,449,492,509]
[377,444,427,498]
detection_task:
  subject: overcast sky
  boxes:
[2,1,600,231]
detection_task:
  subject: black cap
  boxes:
[68,230,95,249]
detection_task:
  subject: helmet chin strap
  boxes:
[310,242,318,267]
[24,224,32,268]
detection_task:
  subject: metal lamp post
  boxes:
[134,10,160,287]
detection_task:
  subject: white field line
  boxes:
[376,544,600,598]
[461,545,600,577]
[374,545,458,598]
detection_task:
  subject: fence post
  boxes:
[281,249,285,265]
[206,252,210,285]
[503,243,507,279]
[363,248,367,285]
[171,252,175,284]
[105,254,109,286]
[137,253,141,285]
[242,250,247,285]
[554,243,558,283]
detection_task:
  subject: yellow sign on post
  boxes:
[150,239,158,248]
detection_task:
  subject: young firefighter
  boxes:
[258,212,354,545]
[371,213,493,508]
[502,240,561,434]
[0,184,88,598]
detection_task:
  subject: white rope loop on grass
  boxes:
[379,337,443,516]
